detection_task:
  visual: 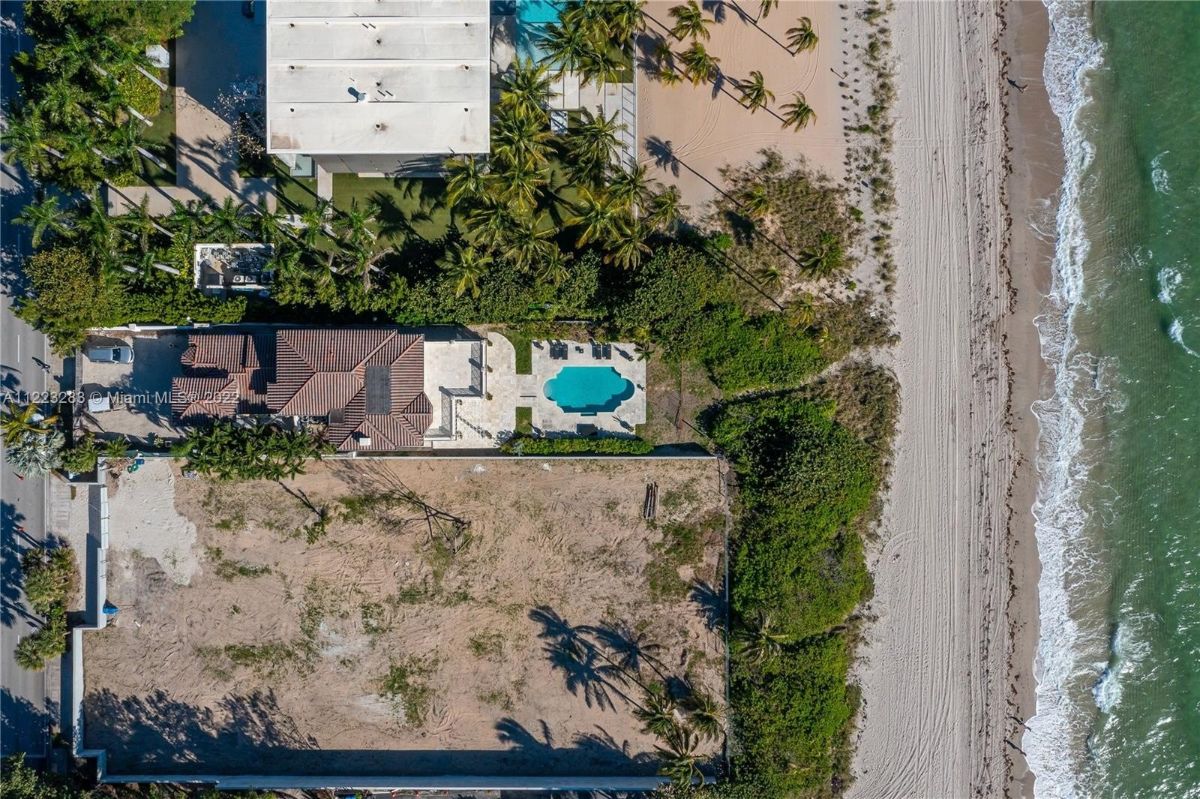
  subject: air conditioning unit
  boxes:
[232,274,245,284]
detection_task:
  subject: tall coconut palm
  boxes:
[740,184,772,219]
[594,0,645,44]
[500,57,554,119]
[668,1,711,41]
[607,221,650,269]
[567,188,623,248]
[566,110,625,184]
[535,245,573,287]
[498,159,548,214]
[634,683,679,738]
[578,44,625,88]
[786,16,819,53]
[0,113,59,178]
[656,64,685,86]
[781,92,817,130]
[298,199,335,249]
[733,611,793,665]
[252,201,289,246]
[165,197,205,242]
[502,214,555,272]
[445,155,489,209]
[465,196,516,253]
[334,198,379,252]
[206,197,250,243]
[16,195,71,247]
[645,185,686,231]
[608,163,654,213]
[2,402,59,446]
[655,723,703,786]
[438,243,491,298]
[74,192,122,264]
[681,688,723,741]
[757,0,780,20]
[540,20,592,75]
[493,108,554,170]
[737,70,775,113]
[677,42,721,85]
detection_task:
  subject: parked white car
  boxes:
[85,344,134,364]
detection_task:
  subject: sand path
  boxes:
[850,3,1012,797]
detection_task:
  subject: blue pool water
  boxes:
[544,366,635,415]
[514,0,562,62]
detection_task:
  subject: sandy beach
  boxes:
[849,3,1014,797]
[1002,3,1062,796]
[637,0,847,213]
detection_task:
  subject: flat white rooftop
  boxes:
[266,0,491,156]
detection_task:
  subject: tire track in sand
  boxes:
[850,3,1011,798]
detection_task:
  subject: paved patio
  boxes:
[428,334,646,449]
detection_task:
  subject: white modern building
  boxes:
[265,0,491,175]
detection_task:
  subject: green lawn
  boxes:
[515,406,533,435]
[135,84,176,186]
[508,330,534,374]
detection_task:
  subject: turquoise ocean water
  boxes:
[1027,2,1200,797]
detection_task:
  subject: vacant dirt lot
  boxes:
[83,458,726,777]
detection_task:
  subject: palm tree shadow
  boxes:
[689,580,727,632]
[644,136,681,178]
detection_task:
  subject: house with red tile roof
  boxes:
[172,328,436,451]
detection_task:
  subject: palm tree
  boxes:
[755,262,784,293]
[677,42,721,85]
[334,198,379,252]
[0,113,58,178]
[568,188,623,248]
[206,197,250,243]
[668,1,711,41]
[737,70,775,113]
[634,683,679,738]
[740,184,772,219]
[445,155,489,209]
[566,110,625,184]
[535,245,573,287]
[298,200,334,249]
[578,44,625,88]
[16,195,71,247]
[502,214,555,272]
[438,243,491,297]
[645,185,686,231]
[165,197,205,242]
[784,291,818,329]
[540,20,592,75]
[799,231,844,275]
[681,688,723,741]
[251,201,290,246]
[757,0,780,20]
[733,611,793,665]
[655,723,703,786]
[608,164,653,213]
[8,430,65,477]
[2,402,58,446]
[465,196,516,252]
[656,64,685,86]
[607,221,650,269]
[786,16,819,53]
[497,159,548,213]
[500,57,554,119]
[593,0,645,44]
[74,192,122,264]
[781,92,817,130]
[493,108,553,170]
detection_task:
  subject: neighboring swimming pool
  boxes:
[514,0,562,62]
[544,366,636,415]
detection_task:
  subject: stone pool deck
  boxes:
[427,334,646,449]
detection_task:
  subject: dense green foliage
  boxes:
[4,1,194,188]
[500,434,654,455]
[708,392,887,795]
[1,755,79,799]
[173,422,328,481]
[21,546,78,617]
[15,546,77,671]
[61,434,101,475]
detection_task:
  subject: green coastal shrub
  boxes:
[708,395,880,793]
[20,547,78,616]
[500,435,654,456]
[14,607,68,671]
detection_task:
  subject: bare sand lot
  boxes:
[83,458,727,778]
[637,0,847,212]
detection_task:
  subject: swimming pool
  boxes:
[544,366,635,415]
[514,0,562,62]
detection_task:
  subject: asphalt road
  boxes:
[1,0,57,762]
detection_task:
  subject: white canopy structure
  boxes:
[265,0,491,174]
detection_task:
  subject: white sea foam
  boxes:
[1026,3,1108,799]
[1167,319,1200,358]
[1158,266,1182,304]
[1151,151,1171,194]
